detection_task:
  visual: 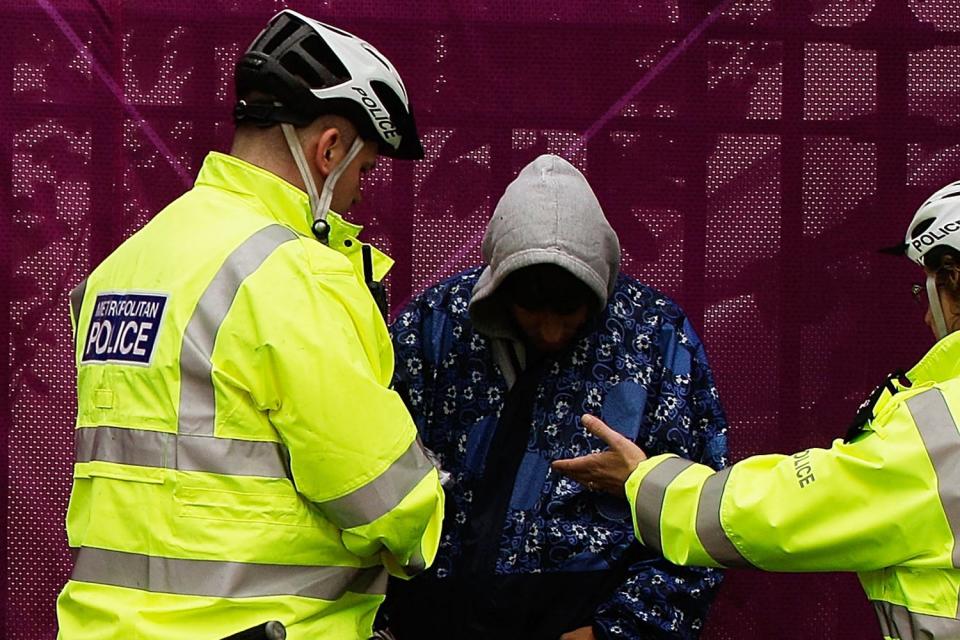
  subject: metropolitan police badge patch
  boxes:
[81,292,168,366]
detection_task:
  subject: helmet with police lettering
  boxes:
[902,181,960,267]
[234,9,424,160]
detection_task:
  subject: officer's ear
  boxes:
[947,267,960,290]
[314,127,342,178]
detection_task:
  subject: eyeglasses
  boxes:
[912,282,925,304]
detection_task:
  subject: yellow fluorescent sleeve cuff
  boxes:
[660,462,726,567]
[625,454,726,568]
[625,454,674,545]
[340,468,445,578]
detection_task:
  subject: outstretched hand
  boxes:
[551,415,648,496]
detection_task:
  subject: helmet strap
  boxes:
[318,135,364,221]
[281,122,321,221]
[926,274,949,339]
[281,122,364,244]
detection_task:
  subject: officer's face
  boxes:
[329,138,379,215]
[923,269,960,338]
[509,303,589,353]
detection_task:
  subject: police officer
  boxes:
[56,11,443,639]
[553,181,960,639]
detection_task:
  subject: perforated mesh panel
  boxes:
[804,42,877,121]
[909,46,960,126]
[708,40,783,120]
[3,2,958,638]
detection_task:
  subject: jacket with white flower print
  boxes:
[386,267,729,639]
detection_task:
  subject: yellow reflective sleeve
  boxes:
[718,404,949,571]
[625,454,723,568]
[628,395,952,572]
[233,248,443,570]
[345,469,445,579]
[624,454,674,547]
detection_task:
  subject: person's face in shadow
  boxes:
[509,303,589,354]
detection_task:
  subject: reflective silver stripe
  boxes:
[874,600,960,639]
[77,426,173,468]
[695,467,754,568]
[70,278,87,328]
[634,457,694,554]
[906,389,960,568]
[178,432,289,478]
[76,426,290,478]
[70,546,385,600]
[320,439,436,529]
[346,565,389,596]
[75,426,288,478]
[179,224,298,436]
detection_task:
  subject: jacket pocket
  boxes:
[75,460,166,484]
[174,484,308,526]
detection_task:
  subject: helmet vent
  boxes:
[263,17,301,55]
[301,35,351,83]
[281,51,327,89]
[912,218,935,239]
[939,191,960,200]
[371,80,407,121]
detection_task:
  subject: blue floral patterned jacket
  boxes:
[386,267,729,639]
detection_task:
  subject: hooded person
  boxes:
[380,154,730,639]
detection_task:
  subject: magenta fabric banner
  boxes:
[4,1,959,638]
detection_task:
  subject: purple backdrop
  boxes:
[4,1,960,638]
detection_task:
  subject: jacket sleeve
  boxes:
[593,317,726,639]
[625,386,955,573]
[244,263,444,578]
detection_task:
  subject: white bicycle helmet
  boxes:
[902,180,960,267]
[893,181,960,338]
[234,9,423,160]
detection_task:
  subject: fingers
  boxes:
[549,456,598,492]
[550,453,597,476]
[580,414,632,451]
[552,415,649,487]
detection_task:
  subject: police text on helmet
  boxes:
[911,221,960,253]
[351,87,398,139]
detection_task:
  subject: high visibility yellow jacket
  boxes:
[56,152,444,640]
[625,329,960,640]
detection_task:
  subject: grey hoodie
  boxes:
[468,153,621,342]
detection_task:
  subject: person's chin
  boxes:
[535,341,569,353]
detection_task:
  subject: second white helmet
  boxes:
[903,181,960,267]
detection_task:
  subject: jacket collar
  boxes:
[908,329,960,384]
[193,152,394,281]
[196,151,315,237]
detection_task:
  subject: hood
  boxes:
[469,154,621,338]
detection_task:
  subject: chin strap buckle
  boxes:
[311,218,331,244]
